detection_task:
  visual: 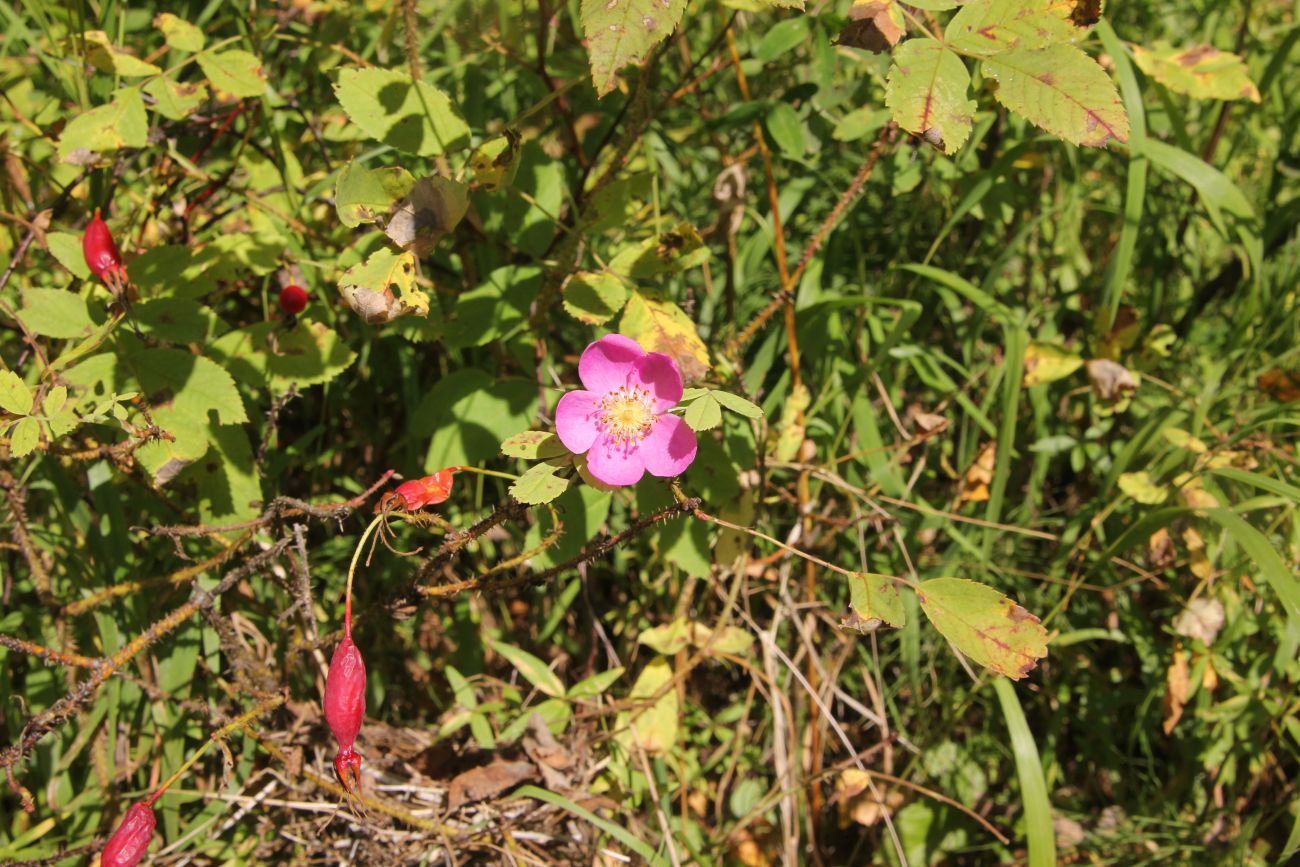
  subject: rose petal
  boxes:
[585,433,647,486]
[555,390,602,454]
[629,351,683,412]
[579,334,644,394]
[642,414,698,478]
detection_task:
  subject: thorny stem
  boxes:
[144,692,285,807]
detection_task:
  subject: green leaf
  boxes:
[0,372,33,416]
[154,12,205,52]
[333,67,470,156]
[1023,341,1083,386]
[338,247,429,324]
[639,619,694,655]
[20,289,95,339]
[143,78,209,121]
[489,640,566,698]
[944,0,1079,56]
[81,31,162,77]
[917,577,1048,679]
[616,658,678,754]
[847,572,907,629]
[713,390,763,418]
[567,667,625,699]
[764,101,805,157]
[1139,137,1253,219]
[994,678,1057,867]
[509,461,570,505]
[579,0,688,97]
[133,298,221,343]
[41,386,67,416]
[982,44,1129,147]
[1118,471,1169,504]
[334,160,416,228]
[57,87,149,162]
[885,38,975,155]
[513,786,666,866]
[188,422,262,521]
[196,49,267,98]
[620,292,710,383]
[210,321,356,390]
[45,232,90,280]
[755,17,810,62]
[1131,41,1260,102]
[501,431,569,460]
[683,393,722,431]
[608,224,707,278]
[9,417,41,457]
[562,271,630,325]
[1201,508,1300,624]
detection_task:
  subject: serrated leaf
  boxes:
[133,349,248,425]
[713,391,763,418]
[983,44,1128,147]
[143,77,209,121]
[47,409,80,438]
[945,0,1079,56]
[847,572,907,629]
[80,31,162,77]
[608,223,707,278]
[918,577,1048,679]
[683,394,722,431]
[885,38,975,155]
[333,67,469,156]
[563,271,629,325]
[334,161,416,228]
[57,87,148,162]
[1131,41,1260,102]
[489,640,566,698]
[580,0,687,97]
[501,431,569,460]
[197,49,266,98]
[210,321,356,390]
[45,232,90,279]
[510,461,570,505]
[133,298,221,343]
[9,417,41,457]
[619,292,710,383]
[338,247,428,324]
[1023,341,1084,386]
[386,176,469,254]
[639,619,693,655]
[20,289,95,339]
[188,422,262,521]
[41,386,67,416]
[154,13,205,52]
[0,372,33,416]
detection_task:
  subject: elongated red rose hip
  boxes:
[376,469,456,513]
[101,802,156,867]
[324,633,366,791]
[82,209,127,286]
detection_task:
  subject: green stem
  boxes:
[345,514,387,635]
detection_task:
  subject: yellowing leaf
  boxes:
[334,160,415,228]
[501,431,569,460]
[580,0,687,97]
[155,13,205,52]
[885,38,975,154]
[469,131,522,192]
[616,658,678,754]
[1162,427,1207,453]
[197,49,267,99]
[917,577,1048,679]
[619,292,710,382]
[143,78,209,121]
[80,31,162,77]
[959,441,996,504]
[1131,41,1260,103]
[0,371,33,416]
[845,572,906,629]
[338,248,428,324]
[983,44,1129,147]
[1162,647,1189,734]
[1118,471,1168,504]
[1024,341,1084,386]
[57,88,149,162]
[945,0,1079,56]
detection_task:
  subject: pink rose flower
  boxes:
[555,335,698,486]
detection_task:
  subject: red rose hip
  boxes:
[82,209,127,289]
[324,633,366,792]
[279,284,309,316]
[101,802,156,867]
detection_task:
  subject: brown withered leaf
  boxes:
[837,0,905,52]
[385,176,469,255]
[1162,647,1189,735]
[1258,368,1300,402]
[1087,358,1138,400]
[1147,527,1175,571]
[447,759,537,810]
[1173,597,1225,646]
[959,441,996,503]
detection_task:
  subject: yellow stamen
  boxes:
[597,385,656,444]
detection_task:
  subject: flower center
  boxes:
[598,385,656,444]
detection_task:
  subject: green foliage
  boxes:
[1,0,1297,864]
